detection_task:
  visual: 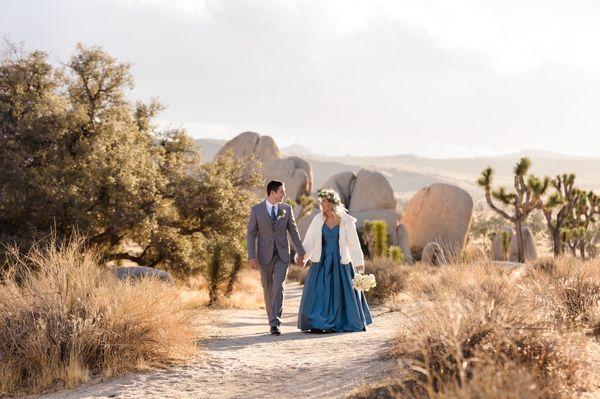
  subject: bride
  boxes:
[295,188,372,333]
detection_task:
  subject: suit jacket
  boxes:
[247,200,305,265]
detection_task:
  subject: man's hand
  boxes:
[248,258,258,271]
[296,255,305,268]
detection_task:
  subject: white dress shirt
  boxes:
[265,199,279,219]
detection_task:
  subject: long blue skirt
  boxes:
[297,228,373,332]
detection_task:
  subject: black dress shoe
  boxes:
[270,326,281,335]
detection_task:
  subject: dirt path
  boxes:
[41,282,408,399]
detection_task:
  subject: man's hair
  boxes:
[266,180,284,195]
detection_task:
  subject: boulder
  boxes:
[491,228,514,261]
[264,156,313,201]
[352,209,398,238]
[349,169,397,212]
[321,171,356,207]
[393,223,414,265]
[217,132,314,202]
[491,227,538,262]
[216,131,280,163]
[421,242,447,266]
[508,226,538,262]
[116,266,172,282]
[401,183,473,260]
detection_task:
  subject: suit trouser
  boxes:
[259,253,288,327]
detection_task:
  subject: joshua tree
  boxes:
[540,174,579,257]
[563,190,600,259]
[478,158,549,262]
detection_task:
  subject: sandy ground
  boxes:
[40,282,408,399]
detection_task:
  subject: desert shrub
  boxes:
[0,236,196,396]
[355,263,583,398]
[364,257,410,303]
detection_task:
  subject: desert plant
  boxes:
[478,157,549,262]
[388,245,405,264]
[501,230,511,261]
[362,220,375,258]
[540,174,579,257]
[363,257,409,303]
[0,42,262,279]
[285,195,316,224]
[0,235,196,396]
[373,220,389,257]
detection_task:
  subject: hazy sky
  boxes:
[2,0,600,157]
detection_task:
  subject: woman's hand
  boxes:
[356,264,365,274]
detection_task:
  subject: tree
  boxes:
[0,43,262,287]
[561,190,600,259]
[540,174,578,257]
[477,158,549,262]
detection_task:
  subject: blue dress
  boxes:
[298,224,373,332]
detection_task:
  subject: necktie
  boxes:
[271,206,277,222]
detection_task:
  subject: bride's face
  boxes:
[320,199,333,214]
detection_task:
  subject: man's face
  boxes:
[275,186,285,202]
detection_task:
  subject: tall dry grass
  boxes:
[352,257,600,398]
[0,237,197,396]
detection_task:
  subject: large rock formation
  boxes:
[216,131,280,163]
[322,171,356,207]
[216,132,312,201]
[401,183,473,260]
[394,223,414,264]
[319,169,398,237]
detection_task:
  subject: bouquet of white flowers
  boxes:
[352,271,376,292]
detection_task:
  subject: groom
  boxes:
[247,180,305,335]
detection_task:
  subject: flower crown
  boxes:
[317,188,341,206]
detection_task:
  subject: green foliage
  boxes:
[540,174,579,257]
[362,220,375,258]
[476,166,493,189]
[388,246,404,264]
[478,157,550,262]
[501,230,511,258]
[514,157,532,176]
[373,220,389,257]
[286,194,316,224]
[0,43,262,287]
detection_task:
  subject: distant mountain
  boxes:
[196,139,227,161]
[281,144,314,156]
[194,138,600,199]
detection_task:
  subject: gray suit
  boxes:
[247,200,305,327]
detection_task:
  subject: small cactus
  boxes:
[373,220,389,257]
[388,246,404,264]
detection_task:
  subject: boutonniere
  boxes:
[277,208,287,219]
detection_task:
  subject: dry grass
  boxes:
[178,269,264,310]
[364,258,411,304]
[352,258,600,398]
[0,237,197,397]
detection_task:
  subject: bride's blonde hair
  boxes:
[317,188,347,223]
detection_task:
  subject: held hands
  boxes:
[248,258,258,271]
[296,255,305,268]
